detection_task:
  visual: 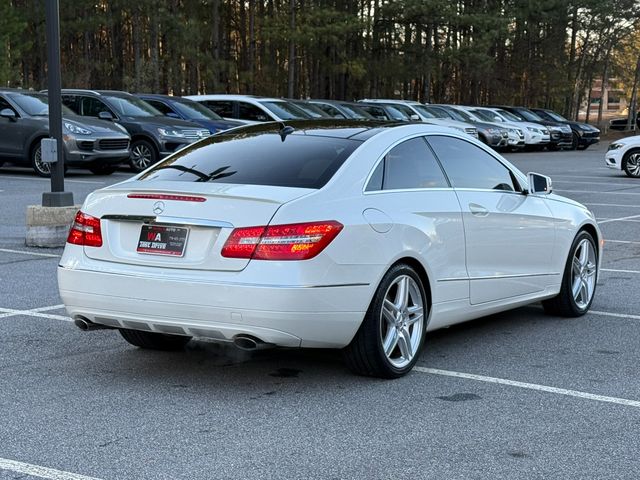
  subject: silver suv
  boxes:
[0,89,130,176]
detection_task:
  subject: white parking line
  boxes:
[0,175,104,185]
[590,310,640,321]
[0,248,61,258]
[557,189,640,196]
[0,305,70,321]
[598,214,640,224]
[415,367,640,408]
[585,203,640,208]
[0,457,102,480]
[553,179,640,188]
[602,268,640,274]
[605,239,640,245]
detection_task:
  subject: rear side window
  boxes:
[140,131,360,189]
[427,135,518,191]
[366,137,449,191]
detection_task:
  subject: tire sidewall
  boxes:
[562,231,598,315]
[369,264,428,377]
[623,149,640,178]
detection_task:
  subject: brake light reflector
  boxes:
[67,211,103,247]
[221,221,343,260]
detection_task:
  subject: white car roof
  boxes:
[183,94,286,104]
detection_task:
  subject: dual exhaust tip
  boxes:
[75,317,272,351]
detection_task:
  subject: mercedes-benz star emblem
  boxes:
[153,201,165,215]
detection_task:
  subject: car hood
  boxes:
[473,121,508,131]
[121,116,202,129]
[611,135,640,146]
[565,121,600,132]
[63,115,129,134]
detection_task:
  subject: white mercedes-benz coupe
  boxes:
[58,121,602,378]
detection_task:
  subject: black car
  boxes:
[0,89,130,176]
[530,108,600,150]
[135,94,243,134]
[56,90,210,172]
[609,112,640,131]
[489,106,574,150]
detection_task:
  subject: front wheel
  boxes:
[31,143,51,177]
[542,231,598,317]
[622,149,640,178]
[119,329,192,351]
[129,139,158,173]
[343,264,427,378]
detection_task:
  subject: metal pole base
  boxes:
[42,191,74,207]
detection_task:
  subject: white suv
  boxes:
[183,95,311,124]
[605,136,640,178]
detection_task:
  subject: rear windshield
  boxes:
[139,129,360,189]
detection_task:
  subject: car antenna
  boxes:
[278,123,295,142]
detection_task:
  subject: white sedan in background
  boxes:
[605,135,640,177]
[58,121,602,378]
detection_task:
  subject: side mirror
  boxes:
[527,172,552,195]
[166,112,180,119]
[0,108,17,121]
[98,111,113,121]
[409,114,421,121]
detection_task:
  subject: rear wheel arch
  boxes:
[390,256,433,311]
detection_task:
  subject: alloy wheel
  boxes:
[571,238,597,309]
[379,275,425,369]
[33,146,51,176]
[131,144,153,170]
[626,152,640,177]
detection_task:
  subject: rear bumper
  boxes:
[58,262,370,348]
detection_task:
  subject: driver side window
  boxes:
[81,97,113,118]
[426,135,519,192]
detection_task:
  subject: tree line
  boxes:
[1,0,639,122]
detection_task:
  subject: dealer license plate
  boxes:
[137,225,188,257]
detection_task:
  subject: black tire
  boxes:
[119,328,191,351]
[89,164,118,175]
[129,139,158,173]
[622,149,640,178]
[571,132,579,150]
[542,231,598,317]
[30,142,51,177]
[343,263,428,379]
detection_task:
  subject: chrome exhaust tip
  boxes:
[233,335,273,351]
[73,316,112,331]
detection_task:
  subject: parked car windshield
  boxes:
[470,109,497,122]
[446,108,474,123]
[259,101,311,120]
[337,103,372,119]
[173,100,224,120]
[411,104,437,119]
[8,93,76,116]
[542,110,568,122]
[515,108,544,122]
[139,128,360,189]
[104,95,161,117]
[496,109,521,122]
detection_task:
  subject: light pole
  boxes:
[43,0,73,207]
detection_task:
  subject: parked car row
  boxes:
[0,88,601,176]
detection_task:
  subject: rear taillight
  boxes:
[67,211,103,247]
[221,221,343,260]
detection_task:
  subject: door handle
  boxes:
[469,203,489,217]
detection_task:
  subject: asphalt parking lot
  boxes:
[1,141,639,480]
